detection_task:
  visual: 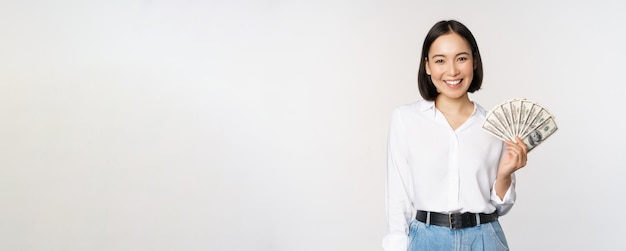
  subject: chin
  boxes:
[439,91,469,100]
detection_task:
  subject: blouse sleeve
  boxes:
[490,175,516,216]
[383,109,414,251]
[490,146,517,215]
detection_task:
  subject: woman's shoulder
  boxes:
[393,99,433,114]
[472,101,489,117]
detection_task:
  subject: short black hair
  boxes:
[417,20,484,101]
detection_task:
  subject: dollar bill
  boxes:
[521,116,558,152]
[519,100,535,136]
[520,107,551,139]
[519,102,539,138]
[487,106,514,139]
[500,102,514,137]
[482,121,509,141]
[510,99,522,136]
[484,115,513,141]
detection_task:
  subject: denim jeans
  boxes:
[407,220,509,251]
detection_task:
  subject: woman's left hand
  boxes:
[498,136,528,177]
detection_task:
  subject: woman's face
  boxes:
[425,32,474,101]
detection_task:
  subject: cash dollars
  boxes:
[482,98,558,152]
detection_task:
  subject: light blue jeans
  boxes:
[407,220,509,251]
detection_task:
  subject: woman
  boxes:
[383,20,528,251]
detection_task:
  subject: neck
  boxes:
[434,94,473,115]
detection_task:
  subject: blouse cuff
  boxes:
[490,179,516,205]
[382,233,407,251]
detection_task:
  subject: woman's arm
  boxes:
[496,136,528,199]
[383,109,413,251]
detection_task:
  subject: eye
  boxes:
[434,59,444,64]
[457,57,468,62]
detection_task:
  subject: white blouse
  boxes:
[383,100,516,251]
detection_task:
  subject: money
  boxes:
[521,116,558,152]
[482,98,558,152]
[510,99,522,136]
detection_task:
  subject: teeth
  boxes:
[445,80,461,85]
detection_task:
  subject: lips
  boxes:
[444,79,462,86]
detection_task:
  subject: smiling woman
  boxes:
[424,32,477,129]
[383,20,528,251]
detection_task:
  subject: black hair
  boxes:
[417,20,483,101]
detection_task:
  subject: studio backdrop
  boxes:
[1,1,625,250]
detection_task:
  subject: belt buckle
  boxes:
[449,213,462,230]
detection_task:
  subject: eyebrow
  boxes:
[430,52,471,59]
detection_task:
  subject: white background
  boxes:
[1,1,625,250]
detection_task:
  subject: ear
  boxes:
[425,58,431,75]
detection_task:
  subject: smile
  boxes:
[444,80,462,86]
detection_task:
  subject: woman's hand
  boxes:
[498,136,528,177]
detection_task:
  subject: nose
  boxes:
[448,62,459,76]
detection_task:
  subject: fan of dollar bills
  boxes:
[482,98,558,152]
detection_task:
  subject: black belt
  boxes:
[416,210,498,230]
